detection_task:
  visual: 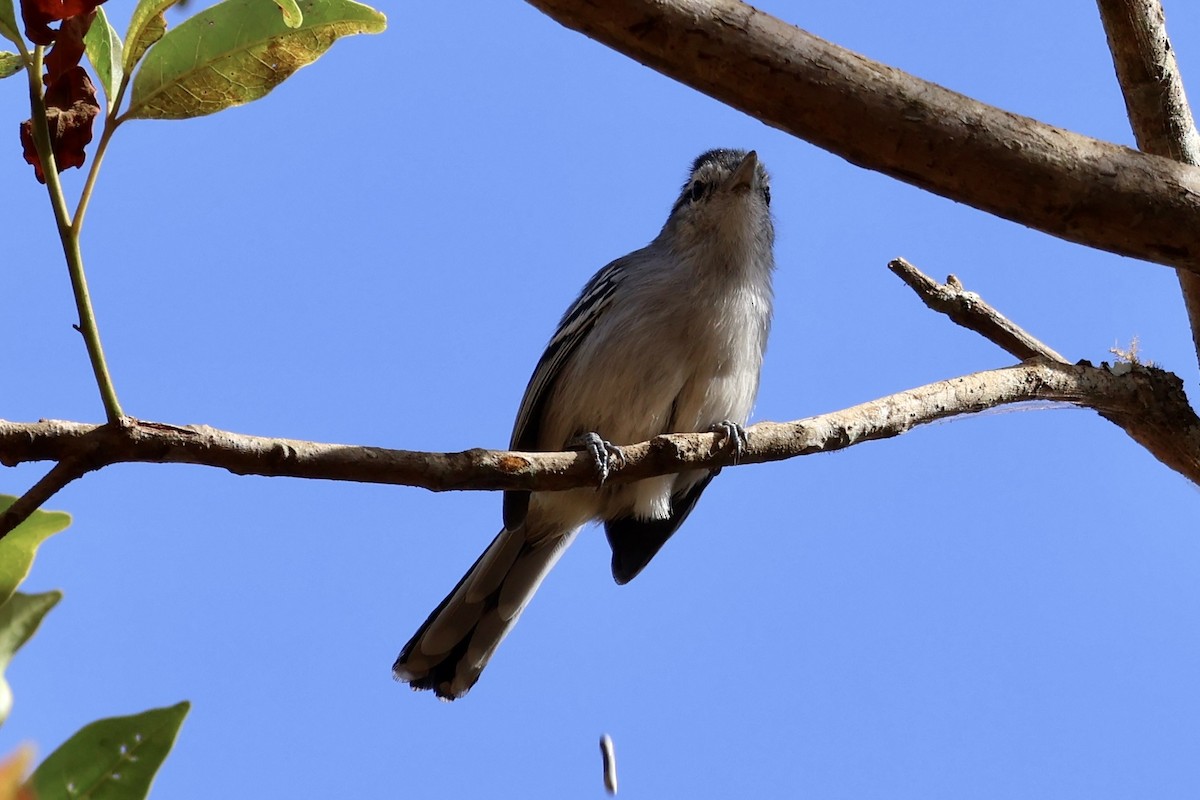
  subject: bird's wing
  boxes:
[502,257,625,530]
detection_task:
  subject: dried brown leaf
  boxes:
[19,0,102,45]
[20,65,98,182]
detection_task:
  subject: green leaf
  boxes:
[127,0,386,120]
[29,702,190,800]
[0,496,70,608]
[274,0,303,28]
[0,0,20,50]
[0,51,20,78]
[0,591,62,725]
[85,7,125,111]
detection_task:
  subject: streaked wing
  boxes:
[502,256,625,530]
[509,257,625,450]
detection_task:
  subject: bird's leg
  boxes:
[566,432,627,488]
[708,420,748,462]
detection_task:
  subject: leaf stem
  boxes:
[27,47,125,422]
[13,32,32,64]
[71,114,120,236]
[73,62,133,235]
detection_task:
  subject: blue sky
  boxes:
[3,0,1200,797]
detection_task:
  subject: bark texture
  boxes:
[526,0,1200,272]
[1097,0,1200,366]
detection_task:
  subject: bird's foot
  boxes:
[709,420,748,462]
[567,432,626,488]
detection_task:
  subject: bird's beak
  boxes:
[722,150,759,193]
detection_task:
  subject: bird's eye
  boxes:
[687,181,707,203]
[761,186,771,206]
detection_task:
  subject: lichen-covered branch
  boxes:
[525,0,1200,272]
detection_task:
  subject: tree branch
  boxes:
[1096,0,1200,162]
[2,360,1197,534]
[0,456,97,535]
[1096,0,1200,369]
[886,259,1200,480]
[525,0,1200,273]
[888,258,1068,363]
[4,255,1197,537]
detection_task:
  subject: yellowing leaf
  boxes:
[274,0,302,28]
[0,52,21,78]
[123,0,178,74]
[126,0,385,120]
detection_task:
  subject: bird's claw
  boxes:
[709,420,748,462]
[568,432,626,489]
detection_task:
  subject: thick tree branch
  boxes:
[525,0,1200,273]
[1097,1,1200,162]
[1096,0,1200,368]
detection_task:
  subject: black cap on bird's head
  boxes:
[690,148,757,177]
[671,149,771,216]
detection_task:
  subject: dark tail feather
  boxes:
[393,527,574,700]
[604,471,716,584]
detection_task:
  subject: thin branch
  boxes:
[1095,0,1200,370]
[525,0,1200,273]
[24,48,72,242]
[1,359,1197,528]
[888,258,1069,363]
[0,456,97,536]
[60,212,124,422]
[2,255,1196,535]
[24,48,124,421]
[887,259,1200,479]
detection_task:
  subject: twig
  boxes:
[888,258,1068,363]
[1095,0,1200,370]
[0,456,97,536]
[525,0,1200,272]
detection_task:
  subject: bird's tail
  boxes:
[393,526,576,700]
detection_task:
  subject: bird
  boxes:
[394,148,776,699]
